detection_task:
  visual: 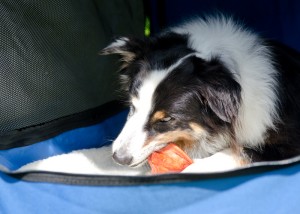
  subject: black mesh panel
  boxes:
[0,0,144,135]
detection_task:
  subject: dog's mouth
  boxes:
[128,142,169,168]
[126,130,196,168]
[129,159,148,168]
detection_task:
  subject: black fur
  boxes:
[104,30,300,163]
[245,41,300,161]
[144,56,241,138]
[118,33,193,95]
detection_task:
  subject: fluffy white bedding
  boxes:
[16,145,149,176]
[14,146,241,175]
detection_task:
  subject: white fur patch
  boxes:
[113,70,171,166]
[172,16,279,147]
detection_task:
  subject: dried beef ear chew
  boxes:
[148,143,194,174]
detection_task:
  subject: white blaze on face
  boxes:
[112,70,170,165]
[113,54,197,166]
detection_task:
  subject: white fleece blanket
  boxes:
[14,146,243,175]
[16,145,150,176]
[9,145,300,176]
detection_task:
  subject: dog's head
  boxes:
[101,33,241,167]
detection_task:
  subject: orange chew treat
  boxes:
[148,143,193,174]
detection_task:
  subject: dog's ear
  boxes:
[100,37,144,69]
[192,56,241,123]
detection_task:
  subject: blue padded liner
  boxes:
[0,110,128,171]
[0,162,300,213]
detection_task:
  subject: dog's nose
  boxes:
[112,151,133,165]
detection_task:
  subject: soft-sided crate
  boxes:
[1,1,300,213]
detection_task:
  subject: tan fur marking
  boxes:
[189,122,205,134]
[119,52,136,69]
[144,130,197,151]
[151,111,167,123]
[229,136,251,166]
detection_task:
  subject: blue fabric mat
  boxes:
[0,162,299,214]
[0,109,299,213]
[0,110,127,171]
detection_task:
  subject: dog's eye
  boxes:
[159,117,172,122]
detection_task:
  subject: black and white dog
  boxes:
[101,16,300,172]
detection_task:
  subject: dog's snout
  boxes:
[112,151,133,165]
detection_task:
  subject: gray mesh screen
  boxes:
[0,0,144,134]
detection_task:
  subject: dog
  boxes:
[101,16,300,173]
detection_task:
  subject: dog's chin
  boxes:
[129,159,148,168]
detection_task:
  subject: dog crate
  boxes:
[1,0,300,213]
